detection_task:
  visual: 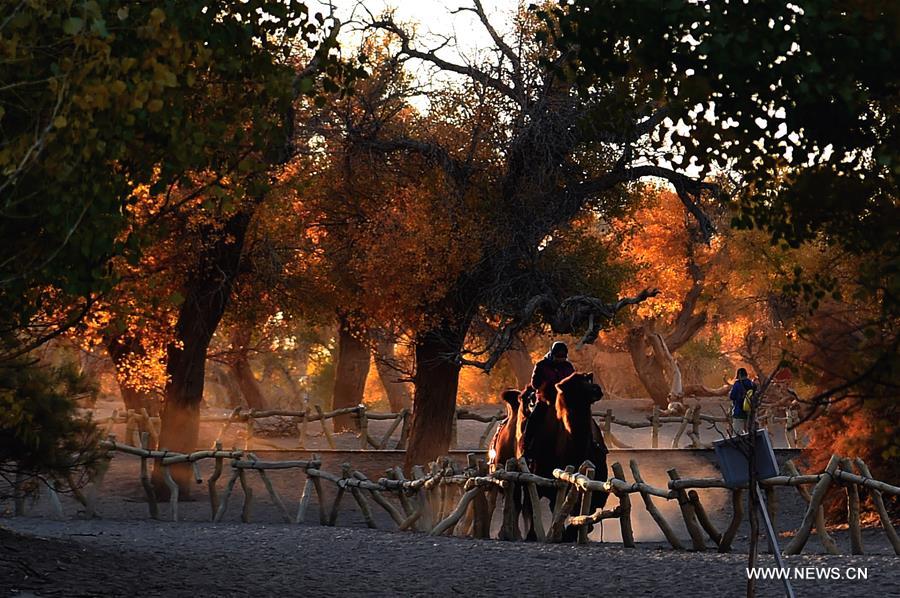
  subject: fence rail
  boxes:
[88,402,806,453]
[11,435,895,556]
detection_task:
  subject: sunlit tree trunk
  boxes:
[157,210,251,494]
[505,333,533,390]
[373,338,412,412]
[404,315,473,470]
[331,314,371,431]
[228,327,268,411]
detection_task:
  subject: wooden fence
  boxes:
[18,434,895,556]
[92,402,806,452]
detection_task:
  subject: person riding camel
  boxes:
[520,341,574,461]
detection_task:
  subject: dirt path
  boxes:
[2,521,896,597]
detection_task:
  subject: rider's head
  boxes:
[550,341,568,362]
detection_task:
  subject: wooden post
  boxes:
[671,406,693,448]
[139,432,158,520]
[472,459,491,538]
[348,484,377,529]
[354,471,404,526]
[719,488,744,553]
[296,476,315,524]
[784,460,838,555]
[785,454,841,555]
[576,464,595,544]
[238,468,253,523]
[517,458,546,542]
[548,472,582,542]
[328,464,350,526]
[207,441,224,520]
[840,457,864,555]
[396,410,411,450]
[611,462,634,548]
[629,460,682,550]
[297,398,309,449]
[213,467,240,523]
[378,409,406,449]
[689,406,701,448]
[500,459,520,541]
[688,490,722,548]
[784,409,794,448]
[667,468,706,551]
[651,406,660,449]
[310,454,328,526]
[244,414,254,451]
[431,485,480,536]
[162,463,180,522]
[258,468,292,523]
[411,465,433,531]
[389,467,415,517]
[314,404,336,449]
[357,404,368,450]
[854,458,900,555]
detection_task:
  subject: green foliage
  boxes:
[0,357,102,494]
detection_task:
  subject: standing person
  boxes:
[520,341,575,459]
[729,367,757,434]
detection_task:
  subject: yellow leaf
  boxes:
[146,99,163,112]
[53,116,67,128]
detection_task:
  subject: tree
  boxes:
[356,3,717,467]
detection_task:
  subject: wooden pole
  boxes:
[667,468,706,551]
[840,457,864,555]
[651,406,660,448]
[296,476,315,524]
[784,460,838,554]
[258,468,292,523]
[784,454,841,555]
[688,490,722,548]
[297,398,309,449]
[213,468,240,523]
[354,471,404,526]
[310,454,328,525]
[396,410,410,449]
[517,458,546,542]
[357,404,368,450]
[207,441,224,520]
[378,409,406,449]
[139,432,158,520]
[389,467,415,517]
[450,410,458,450]
[548,476,582,542]
[328,464,350,526]
[611,462,634,548]
[349,484,377,529]
[854,458,900,555]
[500,459,520,541]
[629,460,683,550]
[411,465,433,531]
[718,488,744,553]
[576,464,595,544]
[162,463,180,522]
[238,468,253,523]
[431,485,479,536]
[314,404,336,449]
[671,406,693,448]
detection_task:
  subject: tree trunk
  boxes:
[157,210,251,495]
[331,315,371,431]
[404,318,471,470]
[209,363,242,408]
[373,338,412,412]
[505,333,533,389]
[228,327,268,411]
[105,335,158,414]
[627,327,672,407]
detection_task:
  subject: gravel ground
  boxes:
[1,521,896,597]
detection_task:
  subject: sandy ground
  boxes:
[2,397,896,597]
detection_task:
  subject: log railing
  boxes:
[87,403,807,452]
[16,437,895,556]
